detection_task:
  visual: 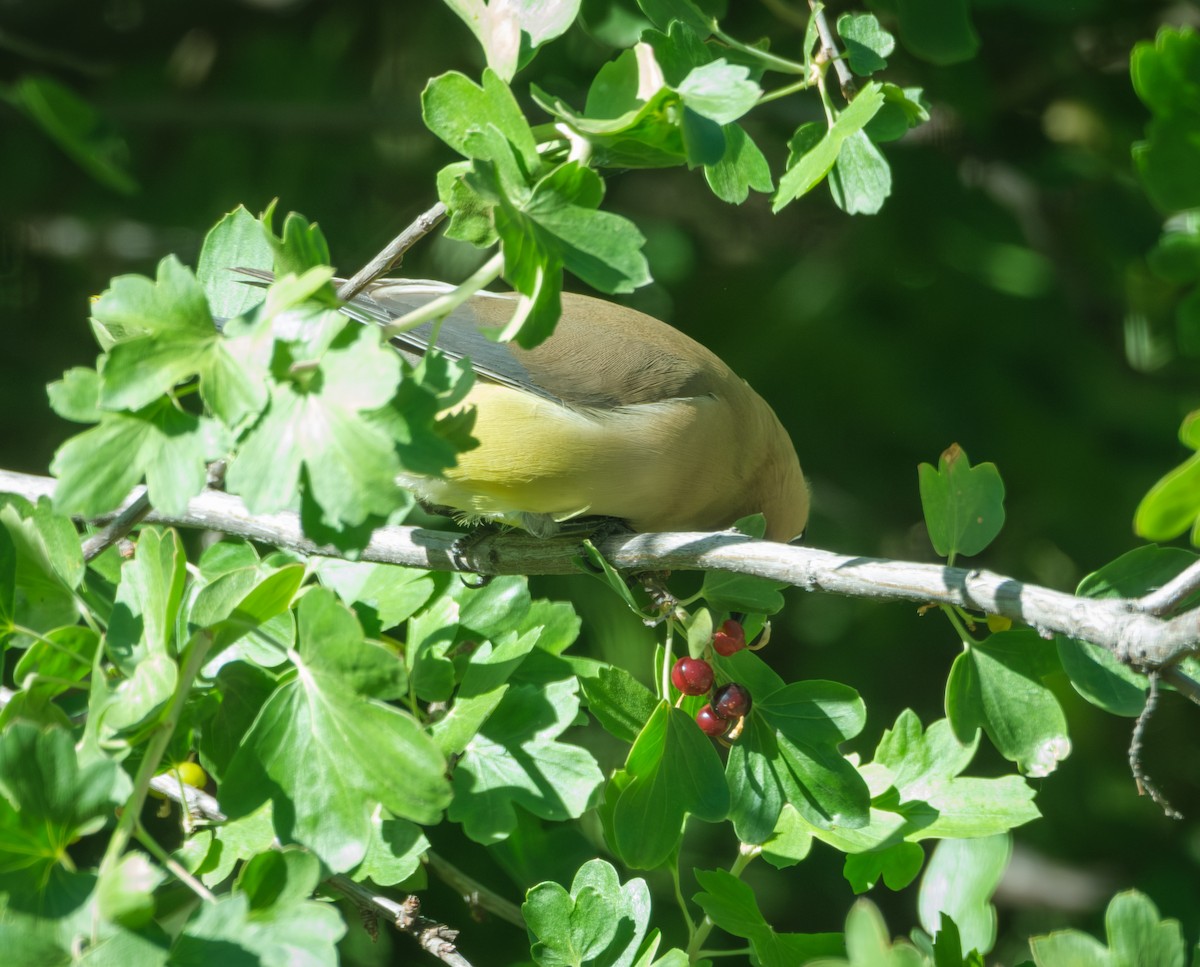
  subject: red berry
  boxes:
[712,619,747,657]
[712,682,752,720]
[696,704,728,737]
[671,657,714,696]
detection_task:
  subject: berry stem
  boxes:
[661,624,675,701]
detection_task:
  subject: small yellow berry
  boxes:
[986,614,1012,633]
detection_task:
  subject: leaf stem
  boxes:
[134,821,217,902]
[381,252,505,337]
[712,26,808,75]
[757,76,816,104]
[97,629,215,882]
[942,604,980,647]
[671,862,697,944]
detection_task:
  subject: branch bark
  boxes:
[4,469,1200,677]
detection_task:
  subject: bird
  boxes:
[247,271,810,542]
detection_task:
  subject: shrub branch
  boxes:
[4,469,1200,688]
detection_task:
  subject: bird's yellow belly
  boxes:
[399,382,742,533]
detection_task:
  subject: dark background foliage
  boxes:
[3,0,1199,962]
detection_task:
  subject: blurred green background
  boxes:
[3,0,1199,962]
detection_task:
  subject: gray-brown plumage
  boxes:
[342,280,809,542]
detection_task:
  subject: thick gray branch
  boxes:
[3,469,1198,671]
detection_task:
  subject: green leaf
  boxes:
[198,661,278,779]
[524,859,652,967]
[47,366,102,423]
[726,675,870,843]
[610,702,729,868]
[206,562,306,658]
[807,900,926,967]
[1135,412,1200,541]
[843,842,924,894]
[172,882,344,967]
[315,560,438,632]
[96,852,165,929]
[865,84,931,143]
[760,803,814,869]
[1133,117,1200,212]
[874,712,1040,842]
[918,835,1010,958]
[1056,546,1197,715]
[52,397,229,517]
[829,130,893,215]
[945,629,1070,776]
[774,82,885,212]
[575,660,659,744]
[693,869,844,967]
[96,255,268,428]
[532,40,728,170]
[449,677,603,844]
[1030,890,1186,967]
[422,69,540,170]
[837,14,895,76]
[0,725,127,913]
[676,60,761,125]
[221,589,451,871]
[918,443,1006,563]
[5,74,137,193]
[96,652,178,739]
[187,567,294,671]
[430,627,541,755]
[636,0,714,36]
[106,527,187,674]
[224,320,406,529]
[196,205,274,319]
[0,498,82,645]
[8,625,99,720]
[266,209,334,279]
[1147,213,1200,283]
[704,123,773,204]
[797,711,1038,857]
[1130,27,1200,212]
[351,812,429,888]
[1131,26,1200,118]
[895,0,979,66]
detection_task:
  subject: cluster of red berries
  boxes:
[670,619,753,739]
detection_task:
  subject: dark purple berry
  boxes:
[712,682,752,720]
[712,619,747,656]
[696,704,728,737]
[671,657,714,696]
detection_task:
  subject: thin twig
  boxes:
[80,489,151,562]
[808,2,856,100]
[1128,673,1183,819]
[425,851,525,928]
[1138,558,1200,616]
[337,202,448,302]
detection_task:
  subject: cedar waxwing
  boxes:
[333,279,810,543]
